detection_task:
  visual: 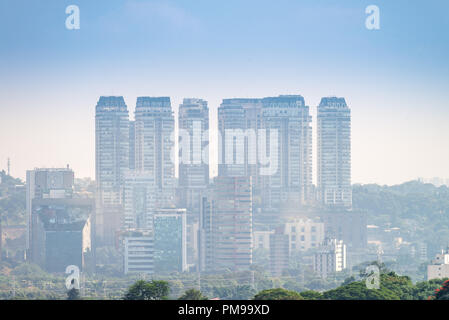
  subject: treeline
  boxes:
[123,271,449,301]
[353,180,449,253]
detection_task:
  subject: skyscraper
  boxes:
[123,172,157,230]
[260,95,312,208]
[201,176,253,272]
[95,96,129,245]
[26,167,74,253]
[317,97,351,208]
[217,98,262,179]
[153,208,187,273]
[129,120,136,170]
[134,97,175,207]
[178,98,209,211]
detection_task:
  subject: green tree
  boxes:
[321,272,413,300]
[178,289,208,300]
[299,290,322,300]
[253,288,303,300]
[123,280,170,300]
[413,278,448,300]
[434,279,449,300]
[67,288,80,300]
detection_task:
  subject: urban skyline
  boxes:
[1,1,449,304]
[1,1,448,185]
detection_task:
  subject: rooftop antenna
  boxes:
[7,158,10,176]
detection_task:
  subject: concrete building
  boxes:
[284,219,325,252]
[201,176,253,272]
[313,238,347,278]
[218,98,262,180]
[260,95,312,208]
[253,230,274,250]
[123,230,154,275]
[30,198,93,273]
[134,97,175,207]
[26,167,74,253]
[319,210,367,249]
[129,120,136,170]
[269,227,290,276]
[153,208,187,273]
[123,172,157,230]
[317,97,352,208]
[178,98,209,212]
[427,248,449,280]
[95,96,130,245]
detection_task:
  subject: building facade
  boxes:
[313,238,347,278]
[284,219,325,252]
[26,167,74,253]
[203,176,253,272]
[30,198,93,273]
[178,98,209,211]
[260,95,312,208]
[317,97,352,208]
[95,96,130,245]
[134,97,175,207]
[123,172,157,230]
[427,248,449,280]
[123,230,154,275]
[269,227,290,276]
[153,208,187,273]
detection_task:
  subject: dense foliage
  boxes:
[253,288,303,300]
[123,280,170,300]
[353,181,449,254]
[178,288,208,300]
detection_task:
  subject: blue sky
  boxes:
[0,0,448,184]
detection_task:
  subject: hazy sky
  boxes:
[0,0,448,185]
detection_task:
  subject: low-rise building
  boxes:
[428,248,449,280]
[123,230,154,275]
[284,219,325,252]
[269,228,289,276]
[313,238,347,279]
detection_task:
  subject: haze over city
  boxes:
[0,0,448,184]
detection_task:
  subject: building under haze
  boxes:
[134,97,175,207]
[217,98,262,180]
[30,198,93,273]
[95,96,130,245]
[129,120,136,170]
[317,97,352,208]
[26,167,74,254]
[313,238,347,279]
[200,176,253,272]
[153,208,187,273]
[123,229,154,275]
[122,172,157,231]
[178,98,209,212]
[260,95,312,208]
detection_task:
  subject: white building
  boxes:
[261,95,313,207]
[123,172,157,230]
[123,230,154,275]
[134,97,175,208]
[178,98,209,211]
[284,219,325,252]
[317,97,352,208]
[427,248,449,280]
[95,96,130,245]
[313,239,347,278]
